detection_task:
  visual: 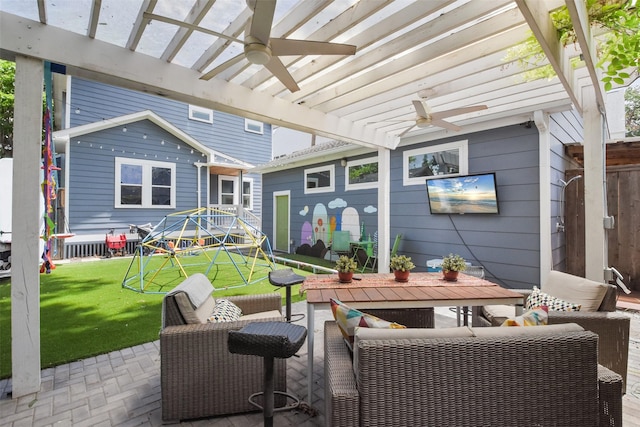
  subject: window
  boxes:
[402,140,468,186]
[242,179,253,209]
[345,157,378,191]
[244,118,264,134]
[188,105,213,123]
[304,165,335,194]
[218,175,253,209]
[115,157,175,208]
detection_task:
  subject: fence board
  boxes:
[566,166,640,291]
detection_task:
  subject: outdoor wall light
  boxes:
[340,158,347,167]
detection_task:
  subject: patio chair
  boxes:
[366,232,402,271]
[477,271,630,392]
[329,230,352,261]
[452,265,485,325]
[160,273,287,422]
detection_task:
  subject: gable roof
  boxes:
[52,110,253,171]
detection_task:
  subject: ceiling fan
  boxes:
[200,0,357,92]
[397,100,488,136]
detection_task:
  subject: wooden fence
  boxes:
[565,165,640,291]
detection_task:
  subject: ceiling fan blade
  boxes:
[399,124,416,137]
[430,105,487,120]
[270,39,357,56]
[265,56,300,92]
[412,100,429,118]
[430,118,461,132]
[247,0,276,45]
[199,53,245,81]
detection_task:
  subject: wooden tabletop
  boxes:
[302,272,523,308]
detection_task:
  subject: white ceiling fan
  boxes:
[396,99,488,136]
[200,0,357,92]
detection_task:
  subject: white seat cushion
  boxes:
[542,271,609,311]
[481,304,517,326]
[239,309,283,321]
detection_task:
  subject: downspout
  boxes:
[533,111,552,284]
[195,163,202,212]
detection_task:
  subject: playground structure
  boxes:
[121,207,275,293]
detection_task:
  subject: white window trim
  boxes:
[402,140,468,186]
[345,156,379,191]
[218,175,254,209]
[242,177,254,210]
[244,118,264,134]
[114,157,176,209]
[188,105,213,124]
[218,175,236,205]
[304,164,335,194]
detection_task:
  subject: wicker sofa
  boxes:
[477,271,630,391]
[160,273,286,422]
[324,320,623,427]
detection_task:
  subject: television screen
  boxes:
[426,173,499,214]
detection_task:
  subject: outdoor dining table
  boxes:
[300,272,525,403]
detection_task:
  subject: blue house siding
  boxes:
[549,109,584,270]
[68,78,272,166]
[67,119,207,234]
[262,124,542,288]
[67,77,272,220]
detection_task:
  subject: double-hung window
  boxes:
[219,175,253,209]
[115,157,176,208]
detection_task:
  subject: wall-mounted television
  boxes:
[426,172,499,214]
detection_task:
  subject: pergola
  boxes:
[0,0,633,398]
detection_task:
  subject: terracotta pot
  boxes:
[393,270,410,282]
[443,270,459,282]
[338,271,353,283]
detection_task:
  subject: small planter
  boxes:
[443,270,459,282]
[393,270,410,282]
[338,271,354,283]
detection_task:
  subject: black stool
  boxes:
[268,269,306,322]
[228,321,307,427]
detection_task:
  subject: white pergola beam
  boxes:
[565,0,606,111]
[0,11,392,149]
[516,0,582,114]
[292,1,519,109]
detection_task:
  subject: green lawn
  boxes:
[0,251,317,379]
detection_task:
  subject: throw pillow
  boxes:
[329,298,405,348]
[501,305,549,326]
[207,299,242,322]
[525,286,581,311]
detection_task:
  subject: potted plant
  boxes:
[441,253,466,281]
[389,254,415,282]
[335,255,358,283]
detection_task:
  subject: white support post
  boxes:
[11,55,44,397]
[377,147,391,272]
[582,86,607,282]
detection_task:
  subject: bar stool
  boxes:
[228,321,307,427]
[268,268,306,322]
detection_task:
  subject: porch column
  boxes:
[11,55,44,397]
[582,86,607,282]
[377,147,391,272]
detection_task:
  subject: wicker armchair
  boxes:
[477,272,630,392]
[160,274,286,422]
[324,320,623,427]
